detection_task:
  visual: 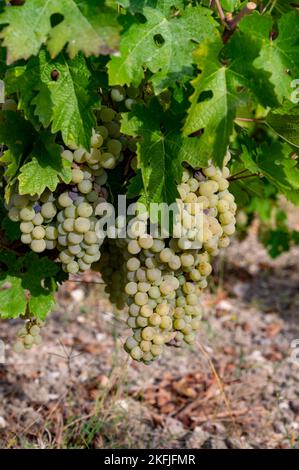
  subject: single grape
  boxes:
[100,107,116,122]
[74,217,91,234]
[31,226,46,240]
[111,86,126,102]
[20,207,35,221]
[30,239,46,253]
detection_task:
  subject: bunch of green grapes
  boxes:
[172,279,203,345]
[175,155,236,255]
[6,111,125,272]
[55,189,105,274]
[110,85,140,112]
[7,191,56,253]
[7,155,107,273]
[68,105,125,171]
[123,155,236,363]
[6,87,131,265]
[13,318,44,352]
[124,232,180,364]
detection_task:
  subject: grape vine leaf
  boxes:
[126,170,143,199]
[5,63,42,129]
[184,38,248,167]
[240,141,299,197]
[266,108,299,148]
[121,100,208,205]
[0,0,120,64]
[263,230,291,259]
[254,11,299,103]
[0,276,27,320]
[0,252,61,320]
[5,50,98,149]
[224,13,278,109]
[108,2,219,92]
[221,0,240,12]
[184,9,298,168]
[184,12,299,167]
[230,178,265,206]
[1,217,21,243]
[272,0,299,15]
[0,196,21,241]
[18,133,72,196]
[0,111,36,182]
[33,51,98,150]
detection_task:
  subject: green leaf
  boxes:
[254,11,299,103]
[0,252,61,320]
[256,142,299,193]
[0,275,27,319]
[0,0,120,64]
[184,38,247,167]
[225,13,278,108]
[32,50,98,149]
[18,132,72,196]
[22,253,59,319]
[126,170,144,199]
[235,133,299,204]
[221,0,240,12]
[5,51,97,149]
[240,140,299,197]
[122,100,208,205]
[240,145,262,174]
[184,10,299,168]
[0,111,36,182]
[1,217,21,242]
[108,2,218,92]
[230,177,265,206]
[272,0,299,15]
[266,108,299,148]
[262,230,291,258]
[5,63,42,128]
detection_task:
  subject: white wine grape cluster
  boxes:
[7,161,106,274]
[13,318,44,352]
[99,156,237,363]
[3,92,237,363]
[110,85,140,111]
[6,103,128,274]
[124,233,183,363]
[3,97,132,352]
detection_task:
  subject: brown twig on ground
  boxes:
[197,342,239,434]
[192,407,259,424]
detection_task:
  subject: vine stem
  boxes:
[223,2,257,42]
[229,173,260,182]
[235,117,264,123]
[229,169,250,179]
[66,279,105,285]
[268,0,278,14]
[213,0,228,27]
[261,0,273,14]
[228,2,257,28]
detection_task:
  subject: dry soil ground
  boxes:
[0,224,299,449]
